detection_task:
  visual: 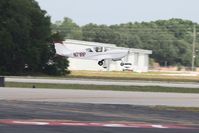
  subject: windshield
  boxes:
[86,48,93,52]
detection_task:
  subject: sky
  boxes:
[35,0,199,26]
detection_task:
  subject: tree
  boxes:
[43,32,70,76]
[52,17,82,40]
[0,0,69,75]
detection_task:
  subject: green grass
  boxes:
[6,82,199,93]
[7,71,199,83]
[68,71,199,82]
[152,106,199,112]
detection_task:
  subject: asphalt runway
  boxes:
[0,101,198,133]
[2,77,199,132]
[6,77,199,88]
[1,87,199,107]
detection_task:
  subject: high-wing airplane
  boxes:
[54,42,129,66]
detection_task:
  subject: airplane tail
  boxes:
[54,43,72,56]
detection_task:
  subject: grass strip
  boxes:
[5,82,199,93]
[68,71,199,82]
[68,75,199,82]
[152,106,199,112]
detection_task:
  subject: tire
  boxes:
[120,62,124,66]
[98,61,104,66]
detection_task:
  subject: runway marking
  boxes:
[151,125,168,128]
[12,121,49,125]
[0,119,197,129]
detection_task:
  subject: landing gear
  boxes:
[98,60,104,66]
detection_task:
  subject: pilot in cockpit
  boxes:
[94,47,103,52]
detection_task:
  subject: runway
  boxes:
[2,78,199,132]
[0,101,198,133]
[0,87,199,107]
[5,77,199,88]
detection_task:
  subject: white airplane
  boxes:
[54,42,129,66]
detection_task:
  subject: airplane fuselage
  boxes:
[54,43,129,66]
[63,49,128,61]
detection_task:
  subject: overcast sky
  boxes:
[35,0,199,25]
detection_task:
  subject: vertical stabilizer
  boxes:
[54,43,71,56]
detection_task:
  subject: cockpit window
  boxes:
[86,48,93,52]
[94,47,103,52]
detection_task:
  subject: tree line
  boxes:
[52,17,199,67]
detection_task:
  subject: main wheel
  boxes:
[120,62,124,66]
[98,60,104,66]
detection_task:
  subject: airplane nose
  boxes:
[111,49,129,56]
